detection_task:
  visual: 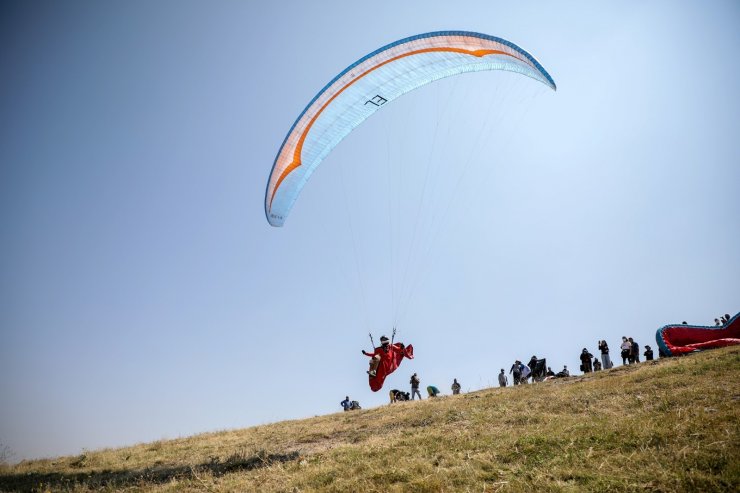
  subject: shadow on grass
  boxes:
[0,450,299,492]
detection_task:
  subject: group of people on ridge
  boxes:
[583,338,653,373]
[343,371,460,409]
[616,336,653,366]
[345,331,669,410]
[504,356,568,385]
[714,313,732,326]
[500,337,660,388]
[343,311,736,411]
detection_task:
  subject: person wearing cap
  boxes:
[643,345,654,361]
[498,369,508,387]
[362,335,414,391]
[362,335,393,377]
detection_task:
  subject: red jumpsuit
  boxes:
[363,343,414,392]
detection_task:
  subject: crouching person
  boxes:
[389,389,410,403]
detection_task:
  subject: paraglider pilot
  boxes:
[362,333,414,392]
[363,336,401,377]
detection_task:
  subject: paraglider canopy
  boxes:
[265,31,556,227]
[656,313,739,356]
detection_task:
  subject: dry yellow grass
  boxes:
[1,346,738,492]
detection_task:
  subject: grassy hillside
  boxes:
[1,347,738,492]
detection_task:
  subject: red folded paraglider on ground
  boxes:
[656,313,739,356]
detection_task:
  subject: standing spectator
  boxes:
[527,356,539,382]
[519,363,531,384]
[620,337,631,365]
[593,357,602,371]
[580,348,594,373]
[644,345,654,361]
[340,396,352,412]
[630,338,640,363]
[510,360,522,386]
[498,369,508,387]
[598,340,612,369]
[531,358,547,382]
[410,373,421,400]
[451,378,461,395]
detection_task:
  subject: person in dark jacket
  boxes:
[643,345,654,361]
[410,373,421,400]
[580,348,594,373]
[593,357,602,371]
[598,340,612,369]
[527,356,538,383]
[510,360,522,385]
[630,338,640,363]
[451,378,461,395]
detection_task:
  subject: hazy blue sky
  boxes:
[1,1,738,462]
